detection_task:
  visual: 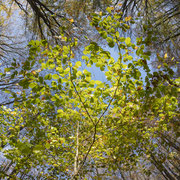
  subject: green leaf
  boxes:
[4,90,11,94]
[57,109,63,114]
[33,145,43,153]
[4,68,11,72]
[95,80,104,88]
[106,7,112,13]
[52,74,60,79]
[49,63,55,69]
[100,31,108,38]
[75,61,81,68]
[44,74,52,80]
[29,82,37,88]
[90,80,96,86]
[115,31,120,38]
[83,69,91,76]
[76,71,82,77]
[125,37,131,46]
[126,55,133,60]
[45,143,50,149]
[107,37,115,48]
[119,37,125,42]
[41,63,46,69]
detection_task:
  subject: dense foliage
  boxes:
[0,8,179,179]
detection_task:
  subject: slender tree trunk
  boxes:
[150,153,176,180]
[74,121,79,177]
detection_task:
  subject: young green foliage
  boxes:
[0,7,179,179]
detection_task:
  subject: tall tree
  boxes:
[0,9,179,179]
[115,0,180,74]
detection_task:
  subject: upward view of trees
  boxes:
[0,0,179,179]
[118,0,180,75]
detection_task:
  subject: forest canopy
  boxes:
[0,1,179,179]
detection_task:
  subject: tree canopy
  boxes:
[0,1,180,180]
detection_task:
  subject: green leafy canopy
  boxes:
[0,7,179,179]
